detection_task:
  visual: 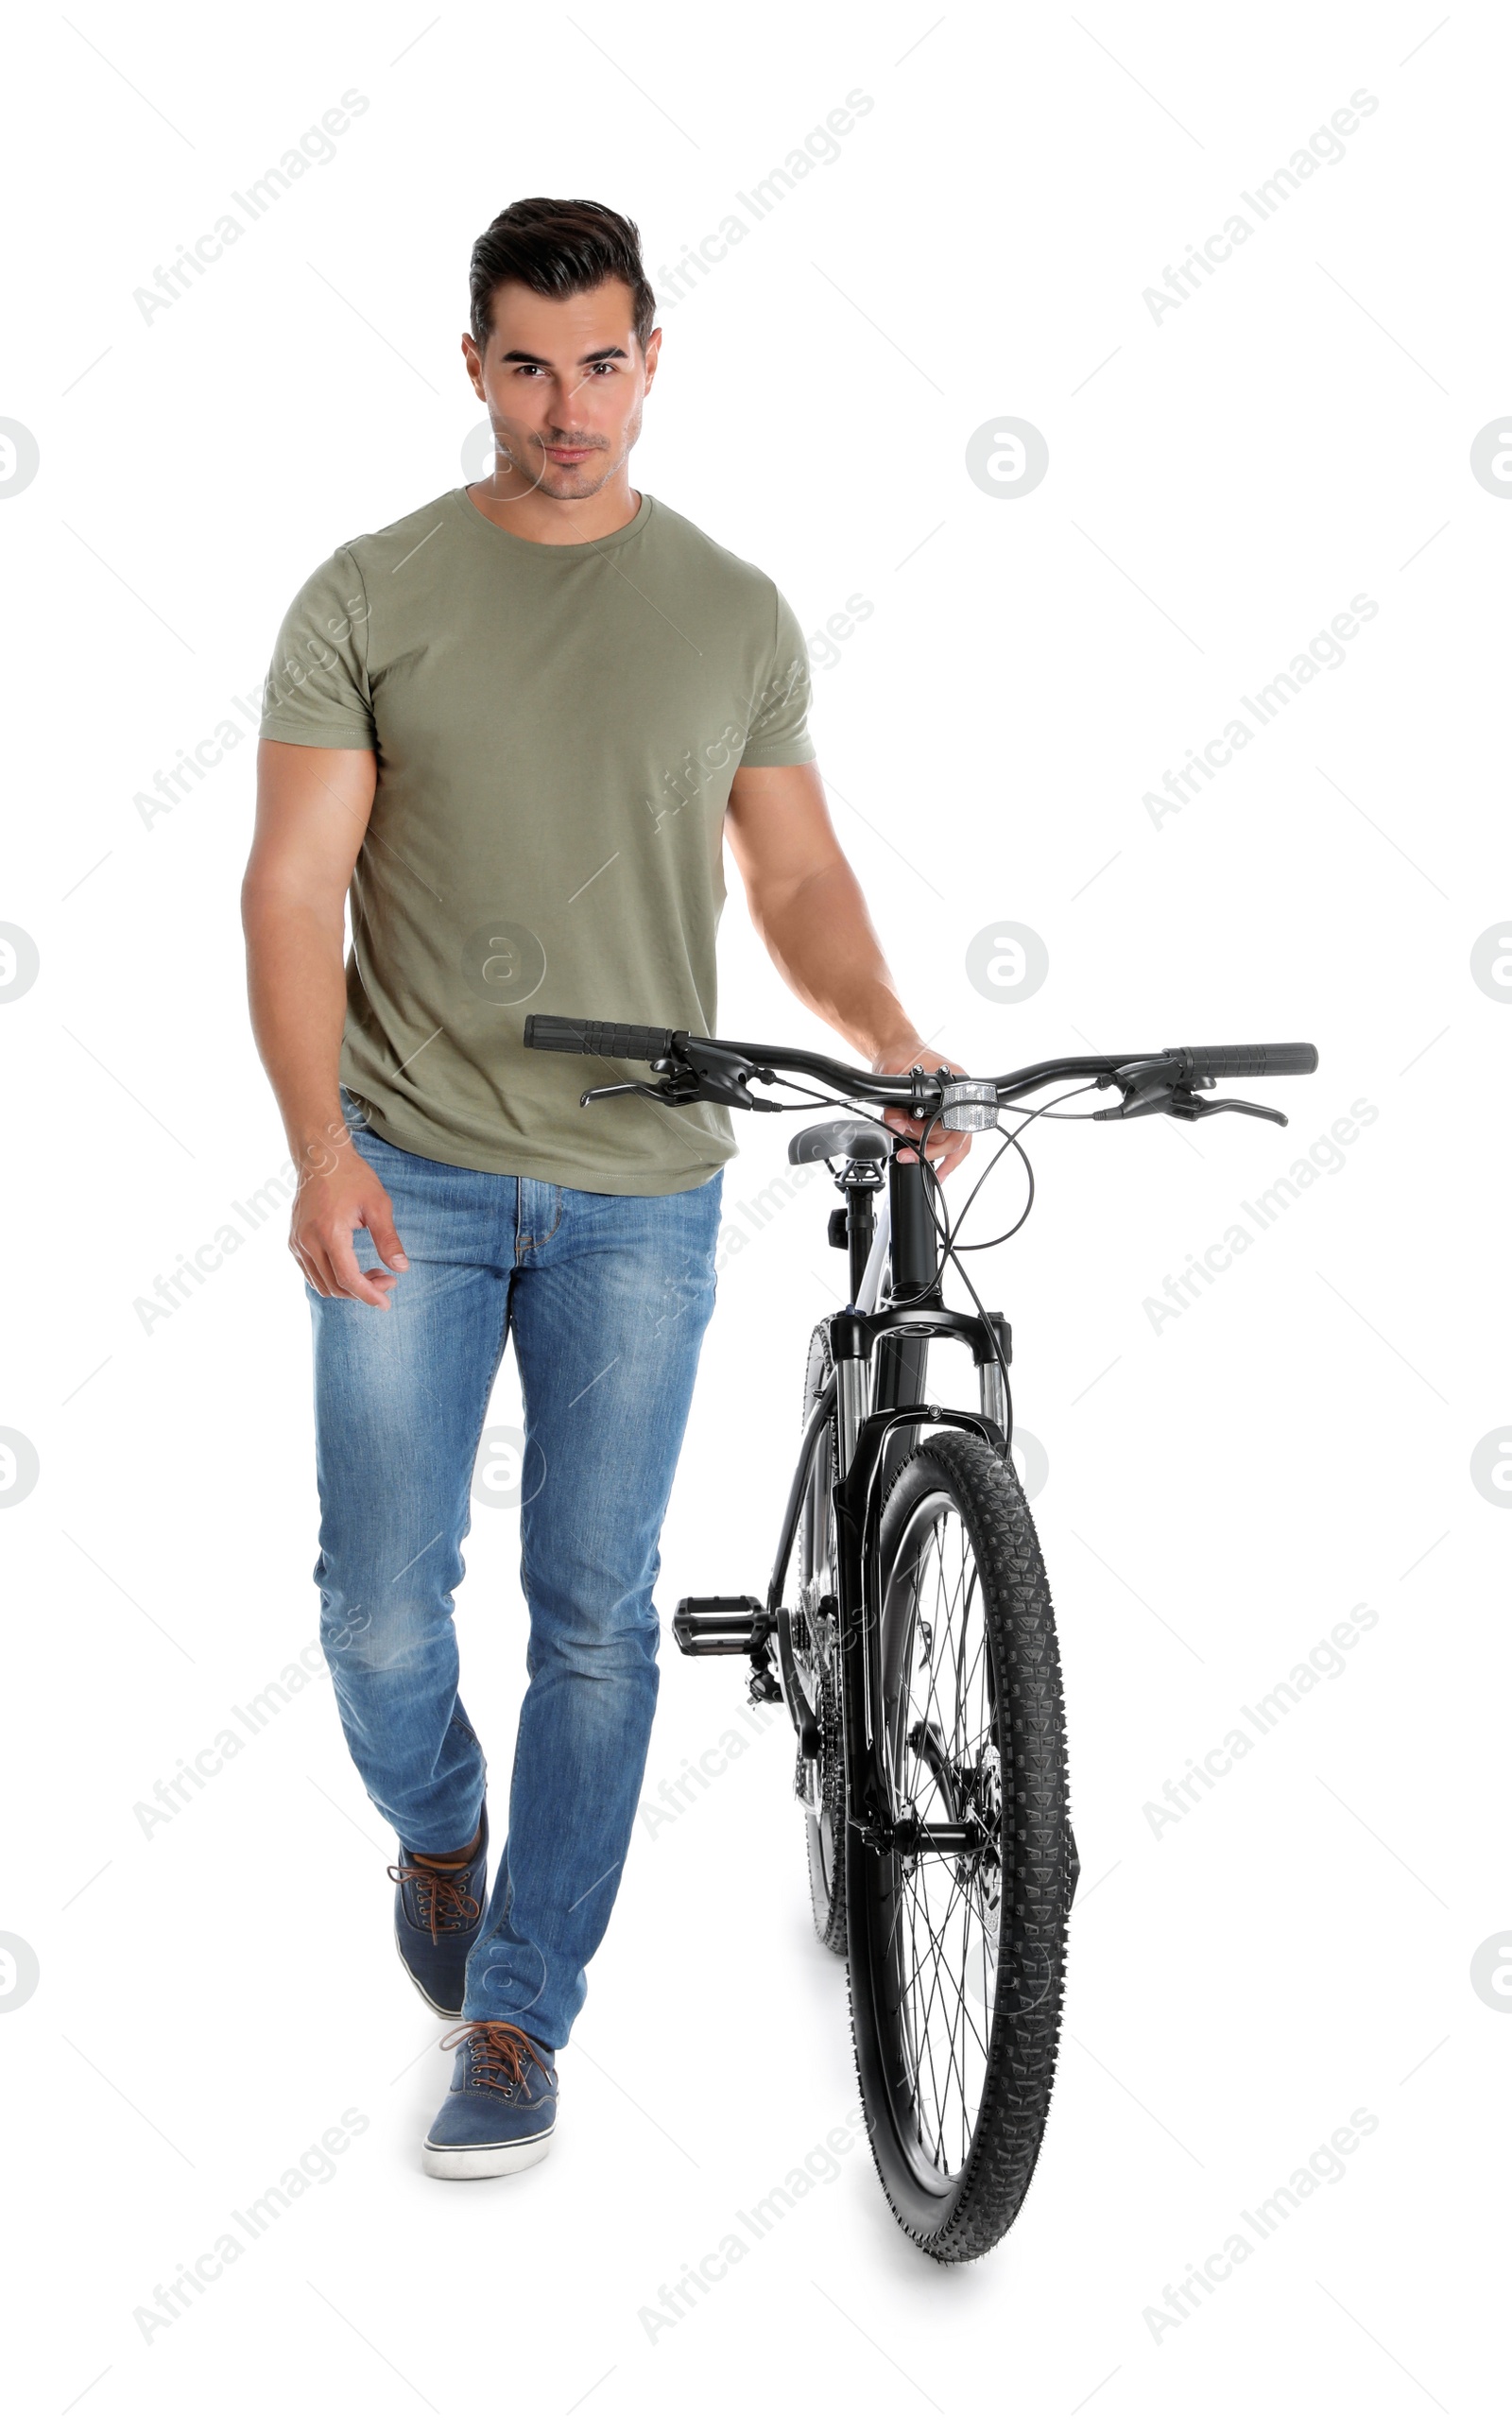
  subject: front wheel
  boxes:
[847,1430,1076,2261]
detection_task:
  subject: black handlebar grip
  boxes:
[523,1015,677,1063]
[1174,1042,1319,1080]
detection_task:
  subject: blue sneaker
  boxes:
[422,2022,558,2179]
[388,1806,488,2020]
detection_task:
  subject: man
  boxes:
[243,196,963,2182]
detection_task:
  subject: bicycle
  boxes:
[524,1015,1319,2260]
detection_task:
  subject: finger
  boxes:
[299,1251,335,1299]
[290,1235,331,1298]
[364,1192,408,1272]
[326,1229,396,1307]
[303,1240,351,1301]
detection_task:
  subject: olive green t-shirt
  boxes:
[258,486,815,1193]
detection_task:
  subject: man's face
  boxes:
[462,277,660,502]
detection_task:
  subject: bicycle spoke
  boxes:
[899,1877,991,2070]
[897,1874,988,2171]
[878,1491,1010,2180]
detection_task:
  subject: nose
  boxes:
[556,370,604,424]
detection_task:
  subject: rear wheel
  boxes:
[847,1430,1075,2260]
[794,1326,846,1953]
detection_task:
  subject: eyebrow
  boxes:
[497,344,628,367]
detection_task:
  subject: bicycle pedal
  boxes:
[673,1595,769,1657]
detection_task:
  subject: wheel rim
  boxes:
[878,1490,1005,2188]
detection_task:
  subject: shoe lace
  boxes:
[439,2020,548,2092]
[387,1857,482,1943]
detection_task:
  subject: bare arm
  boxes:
[242,741,408,1303]
[723,760,970,1176]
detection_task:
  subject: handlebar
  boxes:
[522,1014,1318,1117]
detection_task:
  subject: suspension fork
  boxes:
[824,1156,1015,1848]
[868,1154,1011,1439]
[830,1384,1003,1853]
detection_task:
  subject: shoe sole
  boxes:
[393,1924,465,2021]
[421,2130,554,2181]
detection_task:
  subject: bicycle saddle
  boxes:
[786,1117,892,1167]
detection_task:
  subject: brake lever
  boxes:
[1197,1094,1287,1126]
[1094,1080,1287,1127]
[581,1079,672,1106]
[677,1041,781,1110]
[580,1045,784,1113]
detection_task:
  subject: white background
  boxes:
[1,1,1505,2423]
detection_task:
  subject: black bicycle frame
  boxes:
[528,1015,1314,1848]
[768,1155,1008,1854]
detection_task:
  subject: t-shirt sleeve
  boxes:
[739,584,816,768]
[258,545,377,749]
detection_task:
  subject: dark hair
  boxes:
[469,198,656,353]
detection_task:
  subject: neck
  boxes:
[465,468,641,546]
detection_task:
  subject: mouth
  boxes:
[541,443,598,466]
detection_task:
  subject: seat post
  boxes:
[844,1177,878,1302]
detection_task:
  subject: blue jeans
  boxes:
[309,1114,722,2048]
